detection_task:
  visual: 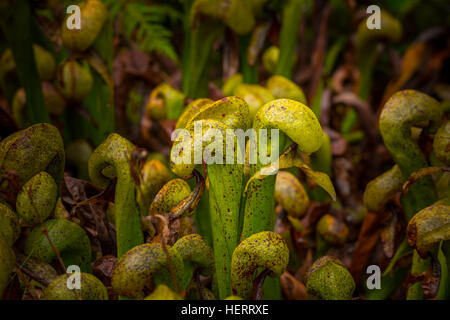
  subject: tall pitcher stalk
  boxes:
[171,96,250,299]
[242,99,325,239]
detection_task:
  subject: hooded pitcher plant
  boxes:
[190,0,267,36]
[0,127,63,237]
[111,242,184,298]
[144,285,183,300]
[61,0,108,52]
[223,75,307,123]
[221,76,274,121]
[265,75,330,202]
[25,219,92,272]
[88,133,144,257]
[150,181,202,244]
[0,125,62,225]
[170,96,250,299]
[173,234,215,292]
[138,158,172,217]
[0,125,91,291]
[16,172,58,227]
[175,98,214,246]
[407,204,450,260]
[266,75,307,104]
[407,202,450,299]
[240,99,335,299]
[145,83,185,121]
[111,233,212,298]
[0,123,64,189]
[363,165,405,214]
[12,82,66,129]
[363,162,407,288]
[262,46,279,75]
[233,84,274,121]
[380,90,442,219]
[231,231,288,299]
[0,123,71,294]
[43,273,108,300]
[407,125,450,294]
[241,99,334,240]
[362,153,448,299]
[148,178,201,241]
[380,90,443,299]
[274,171,309,267]
[362,165,408,298]
[1,44,55,82]
[149,179,192,217]
[306,255,355,300]
[275,170,310,219]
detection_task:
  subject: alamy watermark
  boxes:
[66,5,81,30]
[366,5,381,30]
[171,121,281,175]
[366,265,381,290]
[66,265,81,290]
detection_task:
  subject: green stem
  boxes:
[194,190,213,247]
[276,0,304,78]
[357,48,378,101]
[208,164,243,299]
[408,253,430,300]
[240,35,258,84]
[311,80,324,119]
[437,244,449,300]
[180,0,194,94]
[241,174,277,241]
[341,48,377,135]
[182,18,223,98]
[83,15,115,145]
[310,133,332,202]
[88,133,144,257]
[0,0,50,124]
[365,265,409,300]
[382,239,412,277]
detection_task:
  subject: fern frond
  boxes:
[122,2,181,61]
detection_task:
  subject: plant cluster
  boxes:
[0,0,449,300]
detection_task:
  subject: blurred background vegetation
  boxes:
[1,0,448,148]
